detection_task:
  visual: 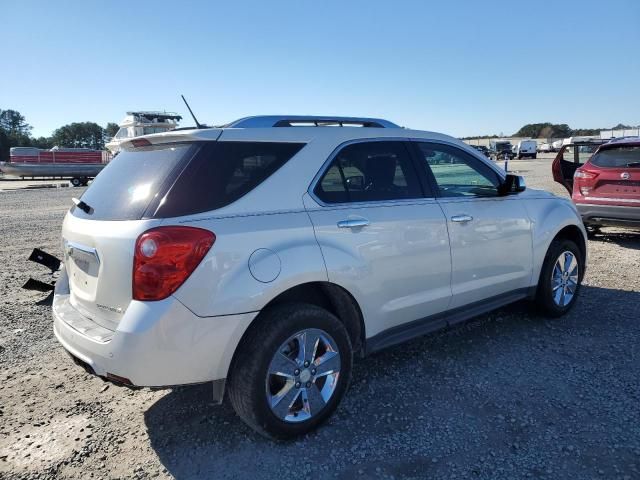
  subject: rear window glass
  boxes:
[72,143,196,221]
[590,146,640,168]
[152,141,305,218]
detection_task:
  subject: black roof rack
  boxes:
[225,115,399,128]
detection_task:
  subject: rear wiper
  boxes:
[626,162,640,167]
[72,197,93,214]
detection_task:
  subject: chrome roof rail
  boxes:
[224,115,400,128]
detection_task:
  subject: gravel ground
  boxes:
[1,156,639,479]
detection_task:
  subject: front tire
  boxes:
[227,303,353,439]
[535,239,583,317]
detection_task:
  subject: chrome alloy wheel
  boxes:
[266,328,341,423]
[551,251,579,307]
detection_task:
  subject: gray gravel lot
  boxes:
[1,156,639,479]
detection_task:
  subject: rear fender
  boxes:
[171,212,328,317]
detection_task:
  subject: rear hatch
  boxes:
[62,142,201,330]
[581,144,640,205]
[61,137,307,330]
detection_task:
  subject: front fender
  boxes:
[526,197,587,287]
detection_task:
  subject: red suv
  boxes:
[553,138,640,233]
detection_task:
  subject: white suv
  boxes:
[53,116,587,438]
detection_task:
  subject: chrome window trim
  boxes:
[308,137,418,207]
[307,137,506,208]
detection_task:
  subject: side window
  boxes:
[154,141,305,217]
[315,141,422,203]
[415,143,501,198]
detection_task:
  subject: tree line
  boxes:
[464,122,638,140]
[0,108,119,161]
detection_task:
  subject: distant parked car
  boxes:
[551,140,564,152]
[470,145,491,157]
[489,140,515,160]
[539,143,553,153]
[516,140,537,159]
[552,137,640,234]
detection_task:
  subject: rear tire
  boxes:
[70,177,82,187]
[227,303,353,440]
[535,239,583,317]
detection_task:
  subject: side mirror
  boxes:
[499,174,526,195]
[345,175,365,191]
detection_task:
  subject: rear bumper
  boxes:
[576,203,640,228]
[53,269,257,387]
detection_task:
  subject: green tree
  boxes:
[105,122,119,139]
[51,122,106,150]
[514,123,572,138]
[0,109,32,136]
[31,136,53,149]
[0,108,33,161]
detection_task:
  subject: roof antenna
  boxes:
[181,94,204,129]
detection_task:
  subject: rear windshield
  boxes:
[72,143,195,221]
[72,141,304,220]
[590,146,640,168]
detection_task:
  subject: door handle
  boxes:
[451,214,473,223]
[337,218,370,229]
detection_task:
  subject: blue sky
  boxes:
[3,0,639,138]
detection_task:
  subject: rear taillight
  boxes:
[574,169,597,180]
[133,226,215,301]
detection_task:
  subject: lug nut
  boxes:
[294,369,300,375]
[306,382,311,388]
[311,368,316,375]
[295,382,301,388]
[304,361,309,367]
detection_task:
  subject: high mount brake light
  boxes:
[133,226,215,301]
[131,138,152,148]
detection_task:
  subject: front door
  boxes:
[305,140,452,338]
[412,142,533,309]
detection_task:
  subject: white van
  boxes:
[516,140,537,159]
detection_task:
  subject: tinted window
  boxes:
[72,143,196,221]
[315,141,422,203]
[590,146,640,168]
[154,141,305,217]
[416,143,500,197]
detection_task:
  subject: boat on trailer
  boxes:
[105,111,182,154]
[0,147,111,187]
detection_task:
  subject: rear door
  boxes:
[305,140,452,339]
